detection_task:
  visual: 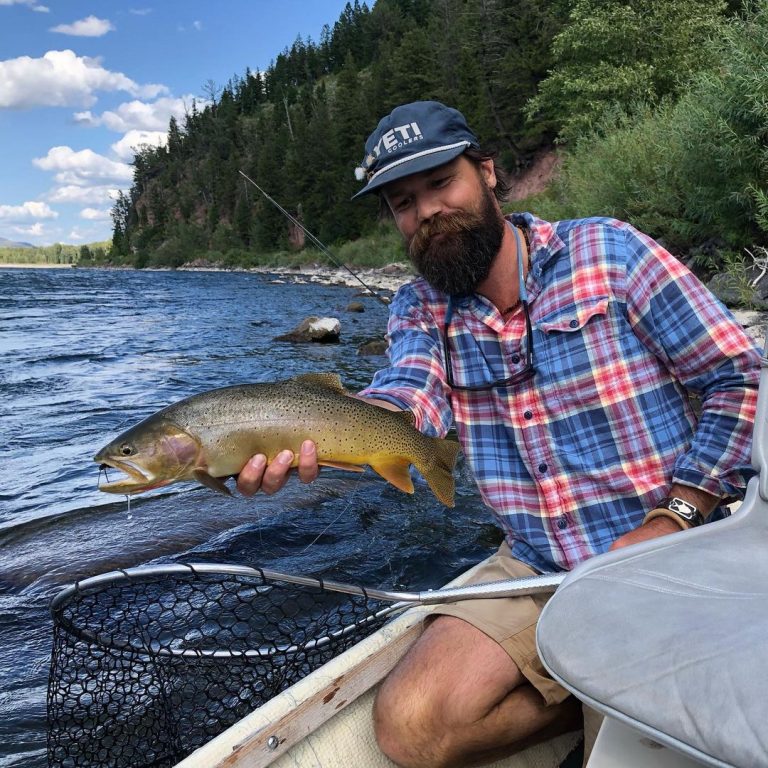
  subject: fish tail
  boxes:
[417,437,461,507]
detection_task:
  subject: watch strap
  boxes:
[643,496,705,530]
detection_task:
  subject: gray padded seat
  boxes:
[536,477,768,768]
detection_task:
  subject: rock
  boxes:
[708,272,747,307]
[274,316,341,344]
[357,338,388,356]
[346,301,365,313]
[733,310,768,345]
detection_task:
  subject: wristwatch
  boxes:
[644,497,705,530]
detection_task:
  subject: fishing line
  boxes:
[238,170,390,307]
[298,471,367,554]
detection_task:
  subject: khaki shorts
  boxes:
[428,542,570,706]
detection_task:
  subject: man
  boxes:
[238,101,760,767]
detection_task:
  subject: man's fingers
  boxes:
[259,449,295,494]
[297,440,319,484]
[237,444,319,497]
[237,454,267,497]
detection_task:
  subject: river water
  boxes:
[0,267,497,766]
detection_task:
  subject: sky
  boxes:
[0,0,355,247]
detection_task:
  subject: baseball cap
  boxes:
[352,100,479,199]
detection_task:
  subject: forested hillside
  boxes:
[108,0,764,271]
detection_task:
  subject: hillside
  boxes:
[110,0,763,272]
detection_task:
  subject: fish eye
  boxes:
[119,444,134,456]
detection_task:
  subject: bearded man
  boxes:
[238,101,760,767]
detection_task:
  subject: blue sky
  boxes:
[0,0,356,246]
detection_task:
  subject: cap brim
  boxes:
[351,143,470,200]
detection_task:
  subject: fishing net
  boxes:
[47,563,393,768]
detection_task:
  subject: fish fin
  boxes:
[414,437,461,507]
[292,373,346,393]
[193,469,232,496]
[317,460,366,473]
[369,457,415,495]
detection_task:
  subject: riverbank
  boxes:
[241,262,414,294]
[0,262,75,269]
[0,260,414,293]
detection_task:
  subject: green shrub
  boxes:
[544,2,768,256]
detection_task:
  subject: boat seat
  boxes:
[536,475,768,768]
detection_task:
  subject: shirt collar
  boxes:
[508,212,567,279]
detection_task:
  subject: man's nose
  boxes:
[415,192,444,225]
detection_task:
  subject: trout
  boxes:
[94,373,460,506]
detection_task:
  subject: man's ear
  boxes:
[479,158,497,190]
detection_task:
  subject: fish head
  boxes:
[94,418,202,494]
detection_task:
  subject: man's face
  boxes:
[382,156,505,295]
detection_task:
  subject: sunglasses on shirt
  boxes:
[442,224,536,392]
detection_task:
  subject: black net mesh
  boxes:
[47,565,391,768]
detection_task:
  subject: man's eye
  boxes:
[432,176,451,188]
[393,198,412,211]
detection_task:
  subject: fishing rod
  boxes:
[238,170,390,307]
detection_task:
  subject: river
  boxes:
[0,266,496,766]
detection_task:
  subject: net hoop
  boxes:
[50,561,400,660]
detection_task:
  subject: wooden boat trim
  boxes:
[175,601,432,767]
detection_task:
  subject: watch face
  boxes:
[668,498,697,520]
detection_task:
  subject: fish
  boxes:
[94,373,461,506]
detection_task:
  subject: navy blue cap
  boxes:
[352,101,479,199]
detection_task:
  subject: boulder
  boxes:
[346,301,365,313]
[357,338,388,356]
[274,316,341,344]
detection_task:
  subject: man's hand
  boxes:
[236,439,319,496]
[609,515,682,551]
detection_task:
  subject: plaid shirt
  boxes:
[361,214,760,572]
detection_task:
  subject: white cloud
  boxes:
[33,146,133,186]
[129,8,152,15]
[0,201,58,221]
[111,129,167,160]
[67,227,85,241]
[0,0,48,9]
[192,20,202,30]
[0,50,167,109]
[50,15,114,37]
[48,184,119,205]
[13,222,46,237]
[75,95,195,132]
[80,207,111,221]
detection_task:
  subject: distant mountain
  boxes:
[0,237,34,248]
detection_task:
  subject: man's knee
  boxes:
[373,676,452,768]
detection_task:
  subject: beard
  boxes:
[406,184,505,296]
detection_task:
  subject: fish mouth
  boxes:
[96,458,170,494]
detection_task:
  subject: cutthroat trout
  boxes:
[94,373,460,506]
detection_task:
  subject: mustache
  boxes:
[408,210,484,259]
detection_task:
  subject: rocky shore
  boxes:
[246,261,768,345]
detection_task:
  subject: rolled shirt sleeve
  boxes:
[623,224,760,500]
[359,283,454,439]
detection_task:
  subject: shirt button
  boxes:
[511,354,521,364]
[557,516,569,530]
[569,319,579,328]
[538,462,548,474]
[523,410,533,420]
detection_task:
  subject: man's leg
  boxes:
[373,615,581,768]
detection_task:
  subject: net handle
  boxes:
[50,561,565,613]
